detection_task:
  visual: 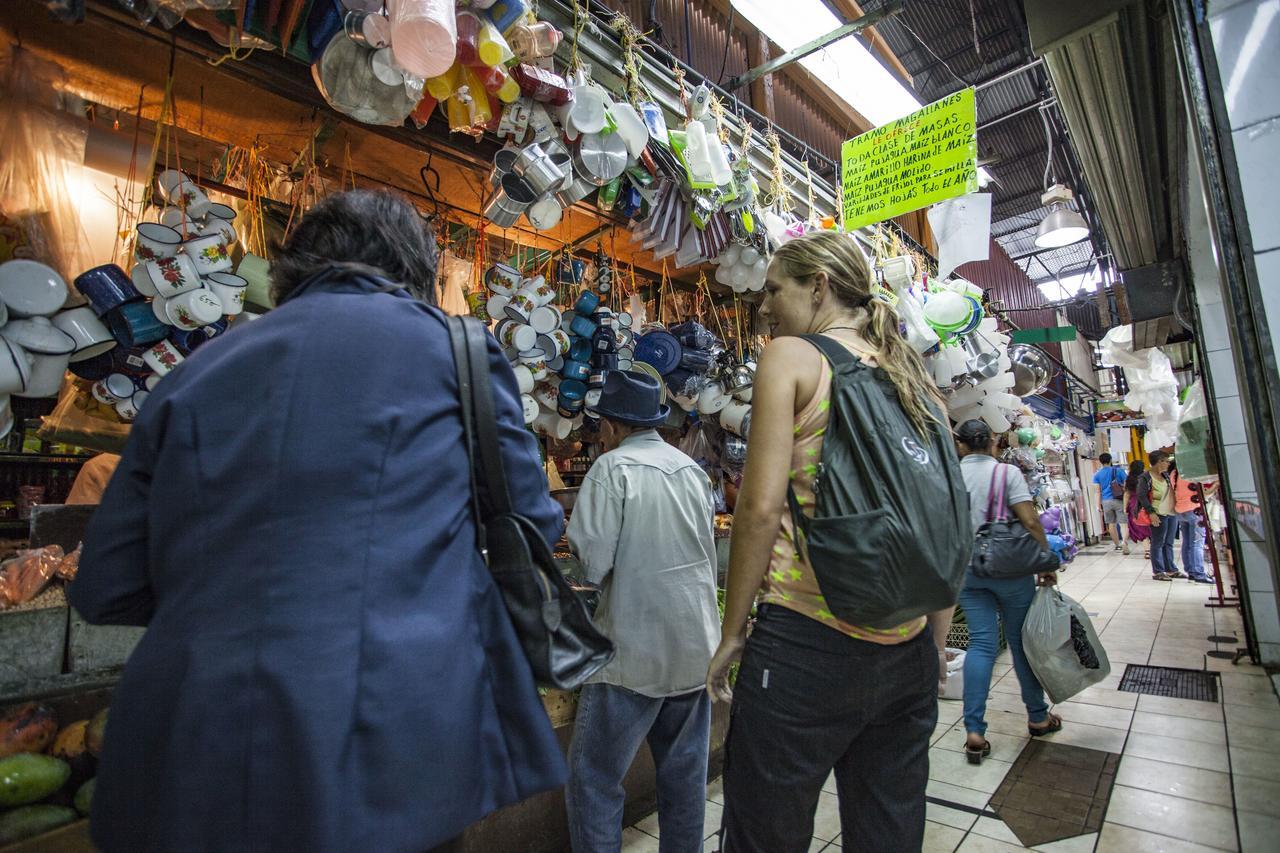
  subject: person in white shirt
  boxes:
[565,370,720,853]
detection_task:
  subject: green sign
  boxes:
[841,89,978,231]
[1011,326,1078,344]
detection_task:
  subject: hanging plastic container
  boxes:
[486,0,529,34]
[455,10,483,65]
[388,0,457,79]
[425,63,461,100]
[469,63,521,103]
[474,18,513,67]
[459,67,494,125]
[508,22,562,61]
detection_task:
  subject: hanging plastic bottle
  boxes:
[388,0,458,79]
[508,21,562,61]
[425,62,461,101]
[708,139,733,187]
[681,120,717,187]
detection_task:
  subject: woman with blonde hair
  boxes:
[707,230,956,852]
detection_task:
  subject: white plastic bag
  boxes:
[1022,587,1110,704]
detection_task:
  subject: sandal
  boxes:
[964,738,992,765]
[1028,713,1063,737]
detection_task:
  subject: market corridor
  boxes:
[622,547,1278,853]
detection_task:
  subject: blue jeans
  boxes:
[1177,511,1208,579]
[1150,515,1180,575]
[567,684,711,853]
[958,573,1049,736]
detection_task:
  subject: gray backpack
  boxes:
[788,336,971,629]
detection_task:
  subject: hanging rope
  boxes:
[567,0,589,73]
[761,125,792,213]
[709,95,729,144]
[610,13,650,105]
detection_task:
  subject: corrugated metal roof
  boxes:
[855,0,1107,287]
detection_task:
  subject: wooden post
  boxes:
[750,31,775,121]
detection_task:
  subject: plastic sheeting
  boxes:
[0,45,94,283]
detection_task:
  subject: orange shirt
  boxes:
[1172,473,1198,514]
[65,454,121,505]
[759,340,926,645]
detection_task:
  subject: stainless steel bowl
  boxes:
[1008,344,1056,396]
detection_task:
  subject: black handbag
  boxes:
[447,316,615,690]
[970,463,1060,579]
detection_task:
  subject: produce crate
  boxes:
[0,588,68,685]
[0,672,115,852]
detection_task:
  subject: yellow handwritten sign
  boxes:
[841,89,978,231]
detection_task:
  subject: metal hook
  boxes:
[419,151,442,223]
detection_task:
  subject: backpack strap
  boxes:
[798,334,860,368]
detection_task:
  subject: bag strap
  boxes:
[985,465,1002,522]
[798,334,859,368]
[462,317,514,515]
[447,317,485,549]
[989,463,1011,522]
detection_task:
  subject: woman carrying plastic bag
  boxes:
[1022,587,1111,704]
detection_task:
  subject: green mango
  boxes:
[74,777,95,816]
[0,804,78,844]
[0,753,71,808]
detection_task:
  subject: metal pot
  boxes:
[723,362,755,395]
[555,176,596,208]
[512,143,566,196]
[550,487,580,513]
[483,174,538,228]
[574,132,628,186]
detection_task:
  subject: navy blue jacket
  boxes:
[71,272,566,852]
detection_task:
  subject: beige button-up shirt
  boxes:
[567,430,720,697]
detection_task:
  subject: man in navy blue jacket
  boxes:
[72,191,565,853]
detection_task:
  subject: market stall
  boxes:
[0,1,1111,848]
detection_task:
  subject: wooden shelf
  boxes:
[0,454,93,465]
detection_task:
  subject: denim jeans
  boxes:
[1177,511,1208,579]
[719,605,937,853]
[567,683,711,853]
[957,572,1049,736]
[1150,516,1180,575]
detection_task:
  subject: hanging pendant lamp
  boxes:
[1035,185,1090,248]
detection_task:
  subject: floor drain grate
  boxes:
[1118,664,1219,701]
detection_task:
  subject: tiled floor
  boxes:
[622,548,1280,852]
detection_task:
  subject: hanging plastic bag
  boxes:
[1022,586,1111,704]
[0,545,66,609]
[1176,380,1218,482]
[37,376,132,454]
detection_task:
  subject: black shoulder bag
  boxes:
[446,316,614,690]
[970,463,1060,579]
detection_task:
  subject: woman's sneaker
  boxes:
[1167,571,1187,579]
[1153,573,1173,581]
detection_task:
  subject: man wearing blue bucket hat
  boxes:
[565,370,721,853]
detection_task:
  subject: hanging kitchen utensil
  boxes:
[574,132,628,186]
[314,31,416,127]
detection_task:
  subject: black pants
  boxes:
[720,605,938,853]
